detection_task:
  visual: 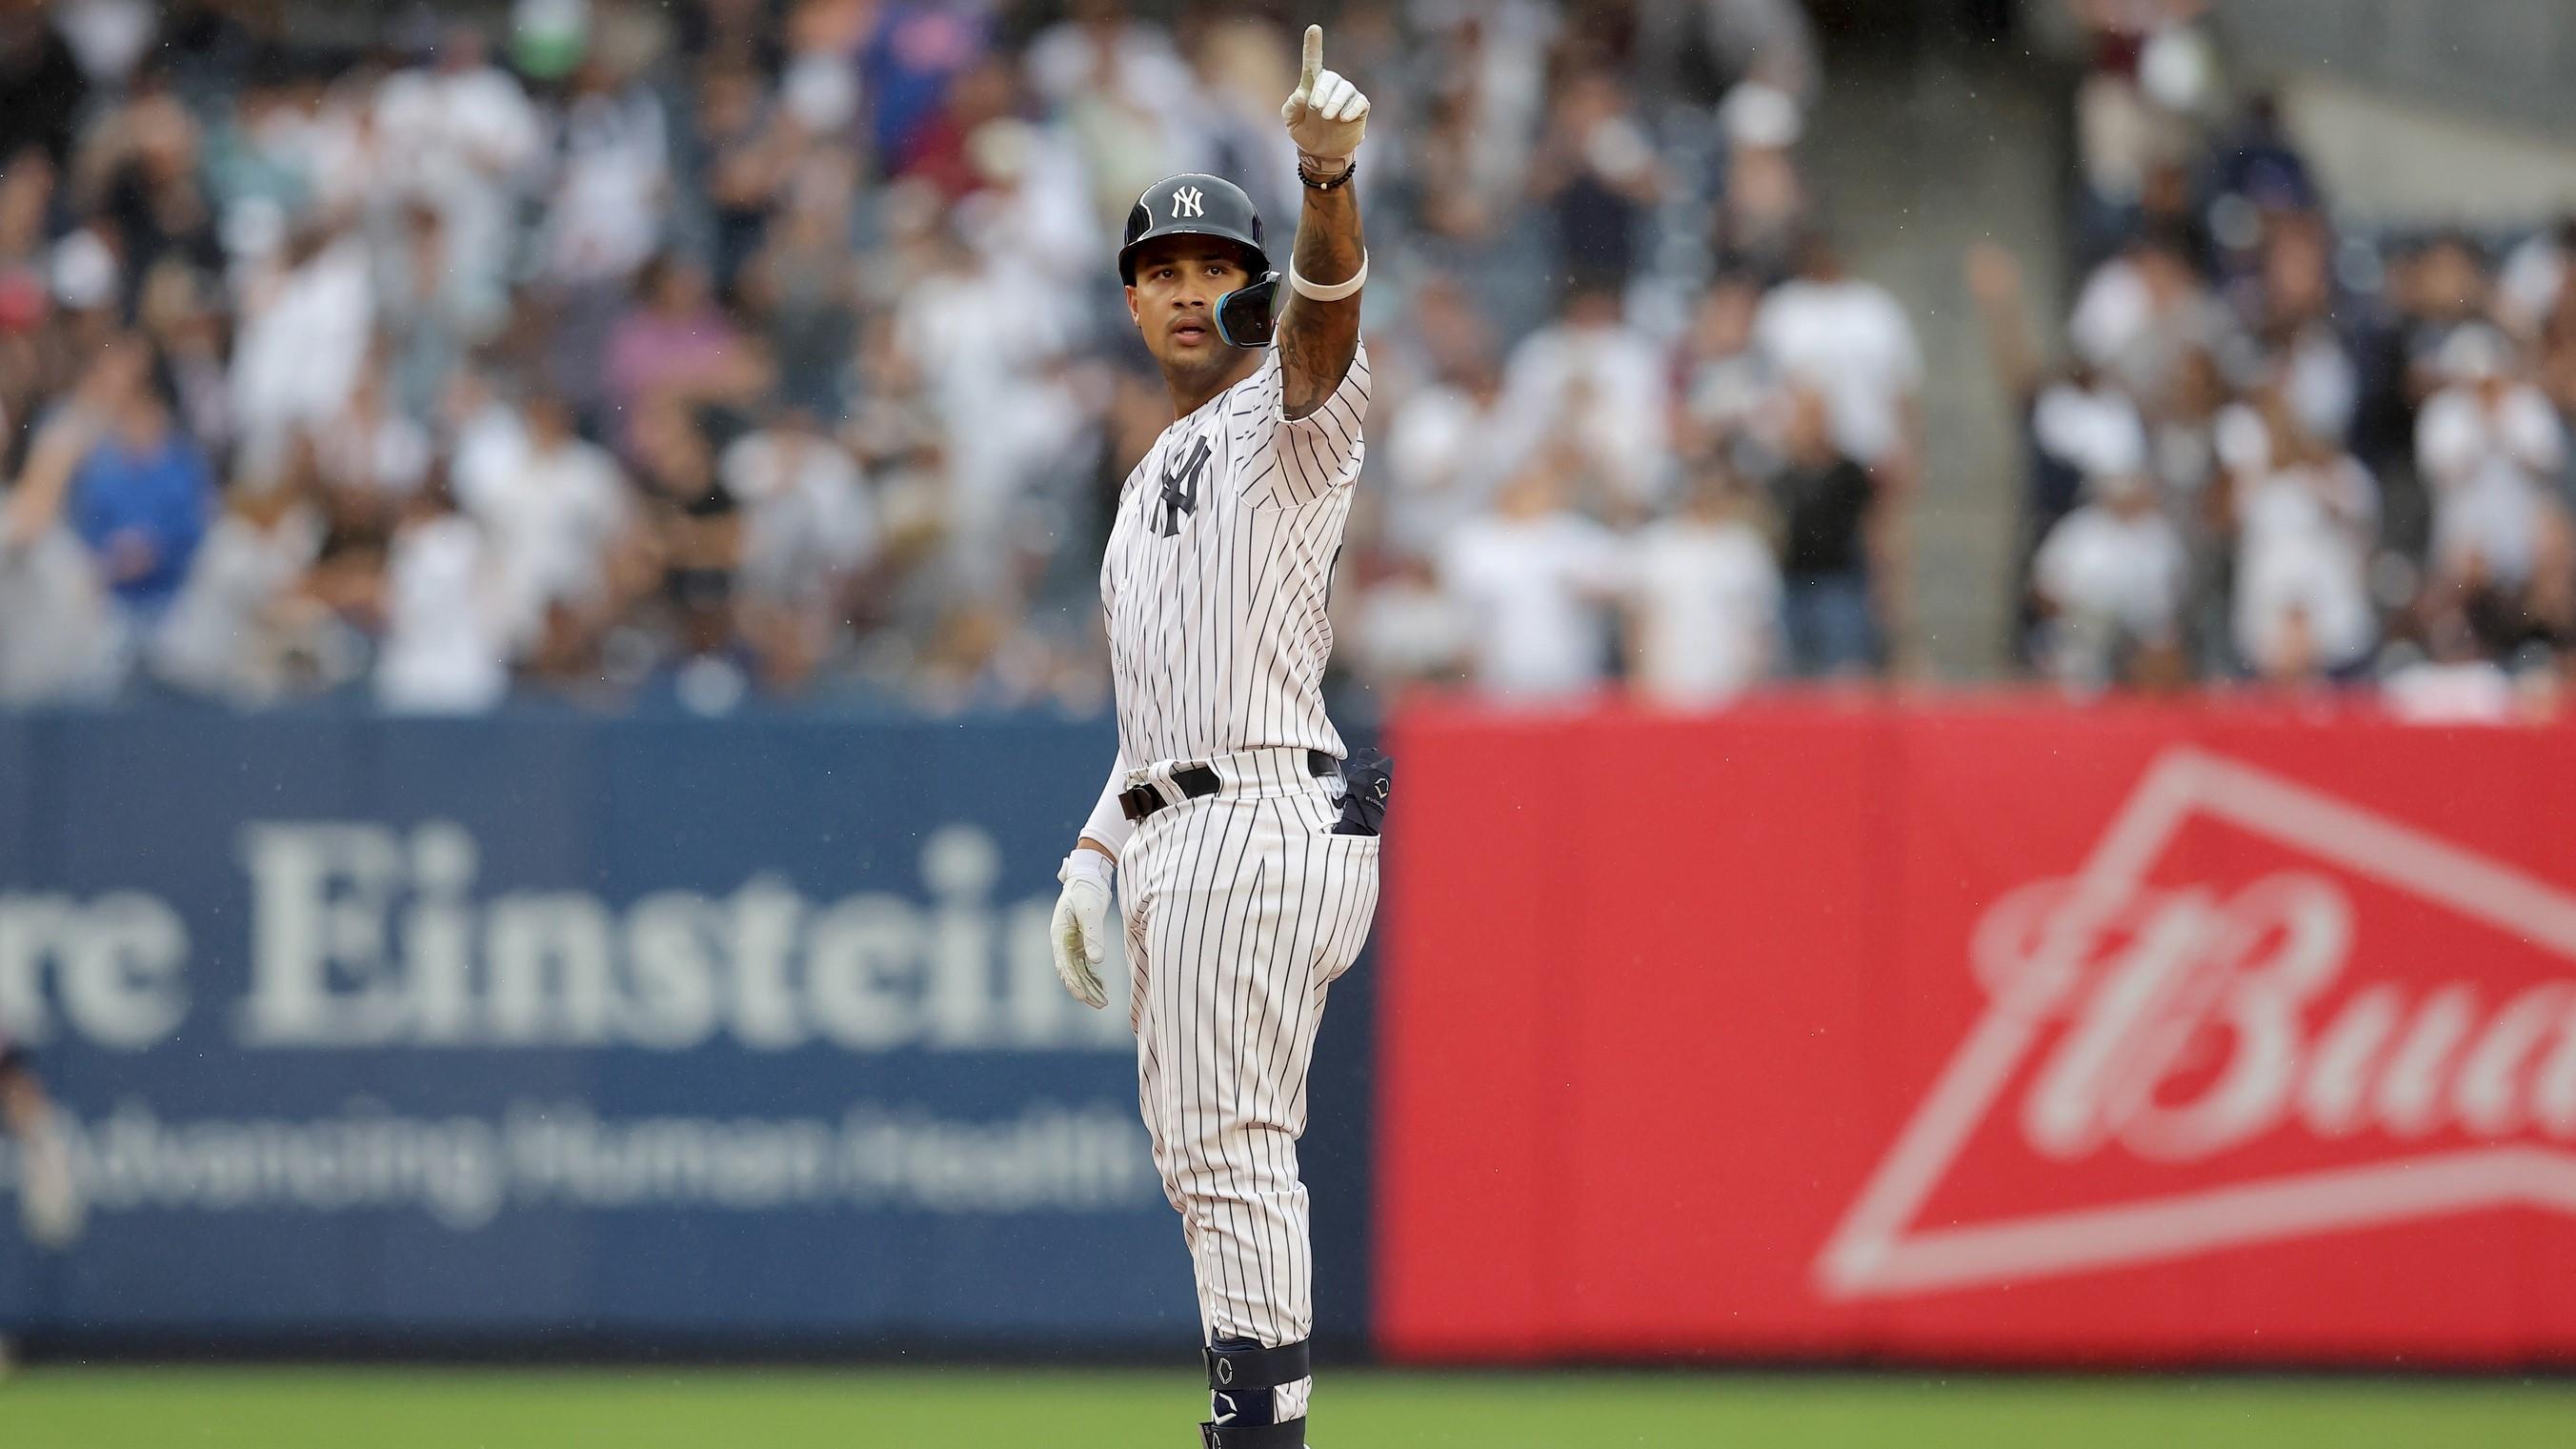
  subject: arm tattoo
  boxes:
[1277,180,1364,420]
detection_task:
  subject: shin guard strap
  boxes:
[1200,1416,1306,1448]
[1203,1338,1309,1391]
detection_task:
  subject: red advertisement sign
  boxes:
[1376,698,2576,1366]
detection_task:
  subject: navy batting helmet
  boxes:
[1118,172,1280,349]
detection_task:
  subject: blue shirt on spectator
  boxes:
[70,427,214,611]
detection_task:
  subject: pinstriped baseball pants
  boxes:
[1118,747,1380,1396]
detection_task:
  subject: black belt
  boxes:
[1120,751,1338,823]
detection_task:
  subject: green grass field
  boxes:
[7,1368,2576,1449]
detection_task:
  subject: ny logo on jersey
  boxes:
[1156,433,1213,537]
[1170,185,1206,219]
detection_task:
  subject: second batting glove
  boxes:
[1051,846,1117,1010]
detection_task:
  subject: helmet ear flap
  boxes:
[1216,271,1281,349]
[1119,199,1154,283]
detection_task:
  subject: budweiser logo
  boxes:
[1818,746,2576,1299]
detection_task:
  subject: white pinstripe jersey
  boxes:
[1102,340,1370,768]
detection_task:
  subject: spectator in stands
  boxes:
[1439,448,1625,701]
[371,24,543,311]
[311,356,433,515]
[1531,66,1661,290]
[68,352,213,622]
[229,217,374,477]
[1496,281,1671,514]
[1756,230,1922,480]
[1770,382,1882,678]
[538,52,671,292]
[736,151,860,419]
[1677,269,1785,475]
[1348,551,1470,699]
[2498,215,2576,341]
[691,58,796,300]
[2029,464,2188,693]
[377,202,507,425]
[603,252,769,446]
[378,473,509,714]
[0,382,124,704]
[2245,212,2359,452]
[2067,0,2216,252]
[2392,231,2494,406]
[1712,81,1807,284]
[1380,275,1514,559]
[2067,227,2224,419]
[75,78,223,318]
[148,476,325,705]
[2416,324,2572,648]
[1626,464,1781,707]
[723,403,875,690]
[2223,388,2380,681]
[631,393,745,678]
[457,389,634,657]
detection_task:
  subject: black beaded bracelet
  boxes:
[1298,157,1357,191]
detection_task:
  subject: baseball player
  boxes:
[1049,24,1379,1449]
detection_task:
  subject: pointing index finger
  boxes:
[1300,24,1322,88]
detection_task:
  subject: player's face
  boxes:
[1127,241,1251,373]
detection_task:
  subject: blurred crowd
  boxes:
[3,0,2568,722]
[1986,0,2576,719]
[0,0,1862,716]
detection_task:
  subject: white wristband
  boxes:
[1289,249,1367,302]
[1060,846,1116,887]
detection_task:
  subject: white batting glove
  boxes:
[1280,24,1368,166]
[1051,847,1116,1010]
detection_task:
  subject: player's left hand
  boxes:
[1280,24,1368,164]
[1051,847,1116,1011]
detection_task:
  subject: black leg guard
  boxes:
[1205,1338,1308,1398]
[1199,1417,1305,1448]
[1199,1338,1309,1447]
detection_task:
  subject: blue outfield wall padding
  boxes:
[0,708,1377,1348]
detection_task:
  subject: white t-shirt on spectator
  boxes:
[2417,382,2567,586]
[230,235,375,471]
[1439,510,1625,699]
[456,436,632,651]
[1495,320,1672,505]
[541,86,669,287]
[0,526,124,703]
[378,513,508,714]
[1381,383,1513,558]
[1350,573,1468,689]
[372,62,543,293]
[719,430,877,607]
[1627,515,1781,706]
[2232,455,2379,674]
[2066,256,2225,408]
[2032,502,2186,641]
[1754,277,1921,464]
[149,506,324,699]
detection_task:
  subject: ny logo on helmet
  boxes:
[1170,186,1206,219]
